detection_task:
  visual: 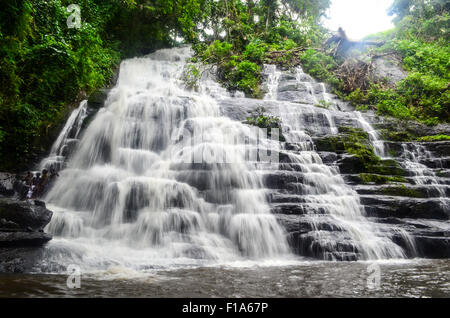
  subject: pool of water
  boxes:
[0,259,448,297]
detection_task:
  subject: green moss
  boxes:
[360,173,407,184]
[367,159,408,176]
[314,136,345,152]
[416,135,450,142]
[436,170,449,178]
[245,107,286,142]
[380,185,426,198]
[338,126,370,140]
[315,99,333,109]
[379,129,413,142]
[338,126,381,167]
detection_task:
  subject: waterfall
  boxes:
[262,65,411,260]
[39,49,423,271]
[353,112,387,158]
[264,65,282,101]
[41,47,289,271]
[401,143,449,211]
[40,101,88,171]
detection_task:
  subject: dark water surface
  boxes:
[0,259,449,298]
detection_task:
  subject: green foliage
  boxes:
[234,60,262,96]
[315,99,333,109]
[416,135,450,142]
[0,0,208,171]
[193,0,331,97]
[348,1,450,125]
[0,0,122,170]
[388,0,449,25]
[246,107,285,141]
[300,49,341,87]
[196,40,262,96]
[345,69,449,124]
[182,64,201,90]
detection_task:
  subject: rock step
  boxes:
[270,201,361,215]
[360,195,449,220]
[342,173,450,186]
[385,141,450,158]
[276,214,345,234]
[271,203,328,215]
[353,184,450,198]
[0,232,52,247]
[409,236,450,259]
[289,230,361,261]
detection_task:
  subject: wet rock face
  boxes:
[0,198,53,251]
[0,232,52,248]
[0,247,47,273]
[0,198,53,231]
[370,56,407,85]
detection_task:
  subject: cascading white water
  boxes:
[40,101,88,171]
[263,65,412,260]
[294,66,338,135]
[353,112,386,158]
[401,143,449,211]
[264,65,282,101]
[42,47,290,272]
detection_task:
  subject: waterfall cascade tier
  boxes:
[259,66,414,260]
[260,65,449,260]
[40,47,290,272]
[38,48,450,272]
[221,65,449,260]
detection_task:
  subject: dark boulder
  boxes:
[337,154,365,174]
[0,198,53,251]
[425,141,450,158]
[0,198,53,231]
[414,236,450,259]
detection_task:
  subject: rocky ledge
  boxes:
[0,197,53,247]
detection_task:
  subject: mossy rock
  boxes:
[380,185,427,198]
[416,135,450,142]
[360,173,407,184]
[367,164,408,176]
[338,126,369,140]
[314,136,345,153]
[380,159,401,167]
[366,158,408,176]
[87,89,110,110]
[379,129,413,142]
[436,170,450,178]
